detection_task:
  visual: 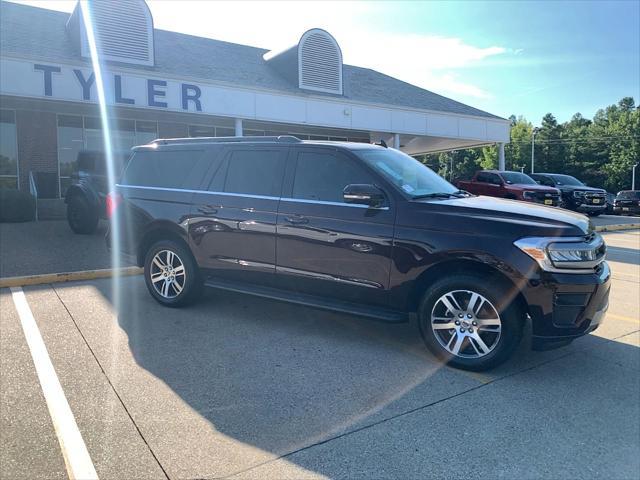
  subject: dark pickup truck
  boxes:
[456,170,561,206]
[530,173,607,216]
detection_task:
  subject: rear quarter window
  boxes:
[120,149,206,189]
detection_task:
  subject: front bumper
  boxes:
[613,205,640,215]
[523,261,611,350]
[575,203,606,213]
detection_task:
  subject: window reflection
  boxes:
[0,110,18,189]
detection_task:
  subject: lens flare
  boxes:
[79,1,120,309]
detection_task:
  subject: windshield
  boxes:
[500,172,537,185]
[617,190,640,199]
[355,148,458,198]
[548,174,584,186]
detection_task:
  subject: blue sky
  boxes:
[10,0,640,124]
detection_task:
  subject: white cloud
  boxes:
[10,0,509,99]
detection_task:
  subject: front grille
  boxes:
[582,191,606,205]
[533,191,560,204]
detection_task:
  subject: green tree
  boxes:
[416,97,638,193]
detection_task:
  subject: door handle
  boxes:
[284,215,308,225]
[197,205,219,215]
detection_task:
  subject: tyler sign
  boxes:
[0,57,256,117]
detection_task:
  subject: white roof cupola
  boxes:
[298,29,343,94]
[67,0,155,66]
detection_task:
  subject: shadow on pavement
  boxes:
[0,220,134,278]
[51,275,640,479]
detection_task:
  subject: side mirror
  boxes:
[343,184,385,207]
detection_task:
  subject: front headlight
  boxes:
[514,234,606,273]
[523,191,537,200]
[573,190,585,198]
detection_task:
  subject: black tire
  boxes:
[67,195,99,234]
[417,273,524,371]
[143,239,203,307]
[588,212,601,217]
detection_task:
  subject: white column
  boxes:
[393,133,400,149]
[498,143,505,170]
[234,118,243,137]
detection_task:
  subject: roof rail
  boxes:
[149,135,302,146]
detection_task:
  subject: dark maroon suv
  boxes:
[107,136,610,371]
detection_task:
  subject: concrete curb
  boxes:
[595,223,640,232]
[0,266,143,288]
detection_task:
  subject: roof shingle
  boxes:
[0,1,503,120]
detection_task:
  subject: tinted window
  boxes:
[476,172,491,183]
[224,149,285,196]
[549,174,584,186]
[476,172,500,184]
[617,191,640,200]
[533,175,555,187]
[488,173,502,184]
[501,172,536,185]
[293,151,376,203]
[121,150,204,189]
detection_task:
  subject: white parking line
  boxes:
[10,287,98,480]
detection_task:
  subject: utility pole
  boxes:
[633,163,638,191]
[531,127,540,174]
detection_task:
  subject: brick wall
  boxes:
[16,110,58,195]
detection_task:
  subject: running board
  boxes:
[204,278,408,323]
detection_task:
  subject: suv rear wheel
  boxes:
[144,240,202,307]
[67,195,98,234]
[418,273,524,371]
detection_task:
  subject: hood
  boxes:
[558,185,605,193]
[410,195,590,237]
[506,183,558,193]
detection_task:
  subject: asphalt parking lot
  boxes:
[1,230,639,479]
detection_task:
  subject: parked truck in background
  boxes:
[456,171,561,206]
[530,173,607,216]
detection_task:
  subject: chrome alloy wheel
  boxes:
[430,290,502,358]
[150,249,186,299]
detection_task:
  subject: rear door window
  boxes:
[476,172,491,183]
[223,149,286,197]
[537,176,555,187]
[121,149,206,189]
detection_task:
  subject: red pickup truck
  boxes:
[456,170,561,206]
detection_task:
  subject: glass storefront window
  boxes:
[215,127,235,137]
[0,110,18,189]
[57,116,159,197]
[57,115,84,195]
[136,121,158,145]
[110,118,137,154]
[189,125,214,137]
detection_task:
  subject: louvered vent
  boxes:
[298,29,343,95]
[72,0,154,66]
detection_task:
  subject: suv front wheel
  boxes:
[143,240,202,307]
[418,273,524,371]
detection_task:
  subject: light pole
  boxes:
[531,127,540,174]
[633,163,638,191]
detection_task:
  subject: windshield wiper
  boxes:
[412,190,471,200]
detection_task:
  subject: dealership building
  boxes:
[0,0,509,198]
